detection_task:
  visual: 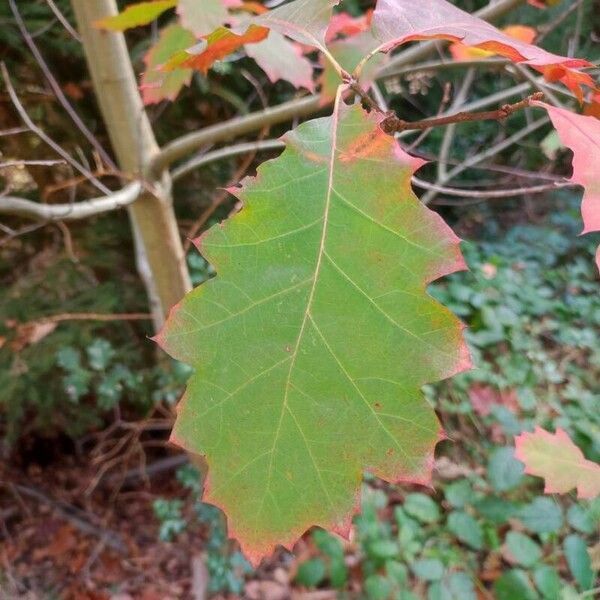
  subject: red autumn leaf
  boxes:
[450,25,537,62]
[515,427,600,499]
[534,102,600,271]
[371,0,595,100]
[325,10,373,42]
[177,25,269,74]
[165,0,328,91]
[583,92,600,119]
[468,384,518,417]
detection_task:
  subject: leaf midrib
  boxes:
[260,98,342,511]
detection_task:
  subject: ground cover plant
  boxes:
[1,0,599,597]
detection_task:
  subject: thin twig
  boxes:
[9,0,115,169]
[421,116,550,204]
[381,92,544,134]
[32,311,152,324]
[0,181,142,221]
[0,159,65,168]
[6,484,126,553]
[413,177,571,198]
[0,62,111,194]
[45,0,81,41]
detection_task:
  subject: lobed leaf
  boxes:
[177,0,229,36]
[254,0,339,53]
[371,0,595,99]
[174,25,269,74]
[171,0,338,77]
[534,102,600,272]
[141,24,196,104]
[449,25,536,62]
[514,427,600,499]
[245,31,315,91]
[156,98,470,560]
[95,0,176,31]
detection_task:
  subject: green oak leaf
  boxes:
[156,100,470,560]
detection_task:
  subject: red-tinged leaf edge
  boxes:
[515,427,600,499]
[165,386,448,564]
[172,25,270,74]
[154,101,472,563]
[533,101,600,271]
[371,0,597,101]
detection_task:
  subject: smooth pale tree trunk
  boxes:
[71,0,191,331]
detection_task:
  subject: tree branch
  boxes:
[380,93,544,134]
[0,182,142,221]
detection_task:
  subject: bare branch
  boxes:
[0,62,111,194]
[412,177,572,199]
[381,93,544,134]
[150,0,527,176]
[9,0,115,169]
[0,181,141,221]
[45,0,81,41]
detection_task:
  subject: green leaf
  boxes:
[365,574,393,600]
[367,539,400,561]
[156,101,468,559]
[56,347,81,371]
[447,512,483,550]
[566,504,595,535]
[488,446,525,492]
[428,573,476,600]
[505,531,542,568]
[474,496,518,524]
[444,479,472,509]
[141,24,196,105]
[563,534,594,590]
[413,558,444,581]
[95,0,176,31]
[518,497,563,534]
[87,338,115,371]
[404,493,441,524]
[533,565,561,600]
[296,558,326,587]
[494,569,539,600]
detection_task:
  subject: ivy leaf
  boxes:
[535,103,600,272]
[371,0,595,99]
[177,0,229,36]
[95,0,176,31]
[156,99,470,560]
[141,24,196,104]
[514,427,600,499]
[564,534,595,590]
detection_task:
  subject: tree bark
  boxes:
[71,0,191,330]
